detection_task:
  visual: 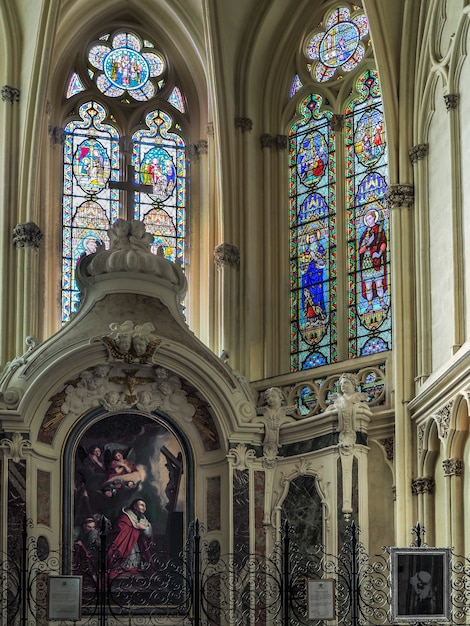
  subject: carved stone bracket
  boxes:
[444,94,458,111]
[409,143,428,164]
[13,222,43,249]
[0,432,32,463]
[197,139,208,155]
[1,85,20,103]
[411,476,434,495]
[385,184,414,209]
[235,117,253,132]
[214,243,240,269]
[442,458,463,476]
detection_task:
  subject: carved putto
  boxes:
[101,320,161,363]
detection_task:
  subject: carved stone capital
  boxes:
[378,437,394,461]
[214,243,240,269]
[330,114,344,131]
[411,477,434,495]
[235,117,253,132]
[444,93,458,111]
[197,139,208,155]
[2,85,20,103]
[49,126,66,145]
[13,222,43,249]
[206,122,214,136]
[0,432,32,463]
[385,183,414,209]
[409,144,428,164]
[260,134,273,149]
[275,134,288,150]
[443,458,463,476]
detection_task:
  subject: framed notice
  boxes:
[390,547,451,623]
[48,576,82,621]
[307,579,335,620]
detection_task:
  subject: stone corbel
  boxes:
[409,144,428,164]
[0,432,32,463]
[444,94,458,111]
[235,117,253,133]
[1,85,20,103]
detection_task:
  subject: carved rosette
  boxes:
[442,458,463,476]
[235,117,253,132]
[385,184,414,209]
[411,477,434,495]
[13,222,43,249]
[1,85,20,103]
[409,143,428,164]
[214,243,240,269]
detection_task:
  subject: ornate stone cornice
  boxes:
[235,117,253,132]
[214,243,240,269]
[197,139,208,155]
[378,437,394,461]
[2,85,20,103]
[444,94,458,111]
[385,183,414,209]
[411,477,434,495]
[443,458,463,476]
[260,134,273,149]
[409,144,428,164]
[275,134,288,150]
[330,114,344,131]
[13,222,43,249]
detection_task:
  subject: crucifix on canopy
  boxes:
[108,164,154,219]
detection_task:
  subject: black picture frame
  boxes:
[390,547,451,622]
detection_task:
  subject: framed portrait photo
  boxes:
[390,547,451,623]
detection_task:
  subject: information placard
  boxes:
[48,575,82,621]
[307,579,335,620]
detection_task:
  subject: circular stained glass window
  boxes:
[103,48,150,91]
[319,22,360,68]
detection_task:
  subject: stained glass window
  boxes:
[306,6,369,83]
[290,7,389,371]
[62,101,119,321]
[61,30,188,323]
[345,70,390,357]
[289,95,336,370]
[133,110,186,264]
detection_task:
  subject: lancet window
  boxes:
[289,5,391,371]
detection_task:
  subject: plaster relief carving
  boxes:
[227,443,257,469]
[42,364,195,432]
[0,432,32,463]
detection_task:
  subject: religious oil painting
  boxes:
[390,548,450,623]
[72,411,188,610]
